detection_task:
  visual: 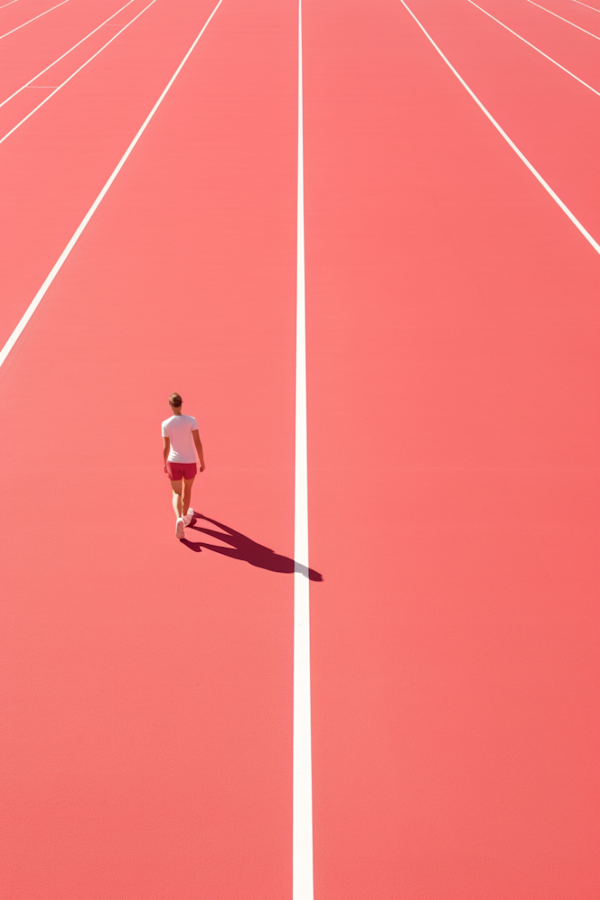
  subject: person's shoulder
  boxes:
[184,414,197,425]
[161,416,174,428]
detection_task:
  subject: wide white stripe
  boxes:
[524,0,600,37]
[465,0,600,94]
[0,0,225,371]
[0,0,140,109]
[398,0,600,256]
[293,2,313,900]
[0,0,159,144]
[0,0,70,39]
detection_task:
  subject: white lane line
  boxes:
[397,0,600,256]
[0,0,139,109]
[0,0,225,371]
[0,0,23,9]
[0,0,159,144]
[0,0,70,39]
[523,0,600,37]
[567,0,600,12]
[293,0,313,898]
[465,0,600,95]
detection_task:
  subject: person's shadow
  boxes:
[182,513,323,582]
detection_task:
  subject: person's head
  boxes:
[169,392,183,413]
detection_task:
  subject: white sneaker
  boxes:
[182,513,193,526]
[187,508,195,518]
[175,517,185,540]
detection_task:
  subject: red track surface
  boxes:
[0,0,68,36]
[407,0,600,240]
[1,0,599,897]
[1,1,297,897]
[0,0,144,99]
[464,0,600,84]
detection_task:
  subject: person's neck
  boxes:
[172,409,182,416]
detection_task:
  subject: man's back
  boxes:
[161,414,198,463]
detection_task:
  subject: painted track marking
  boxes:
[524,0,600,38]
[0,0,140,108]
[397,0,600,255]
[293,2,313,897]
[465,0,600,95]
[0,0,23,9]
[0,0,159,144]
[0,0,226,370]
[0,0,70,39]
[567,0,600,12]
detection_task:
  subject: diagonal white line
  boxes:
[0,0,159,143]
[397,0,600,256]
[523,0,600,38]
[0,0,70,39]
[465,0,600,95]
[293,0,313,898]
[0,0,23,8]
[0,0,226,371]
[567,0,600,12]
[0,0,140,108]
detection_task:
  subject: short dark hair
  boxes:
[169,393,182,408]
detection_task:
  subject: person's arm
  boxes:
[163,436,170,473]
[192,430,205,472]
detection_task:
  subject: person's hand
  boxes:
[200,464,206,473]
[163,464,168,474]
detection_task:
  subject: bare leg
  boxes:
[182,476,195,517]
[170,479,183,518]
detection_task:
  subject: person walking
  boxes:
[162,393,205,540]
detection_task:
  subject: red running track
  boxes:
[461,0,600,86]
[0,1,298,897]
[1,0,599,897]
[0,0,71,37]
[0,0,146,100]
[405,0,600,242]
[0,0,222,350]
[305,0,599,898]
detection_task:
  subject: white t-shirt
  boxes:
[161,414,198,463]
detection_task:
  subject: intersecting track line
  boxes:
[0,0,70,39]
[464,0,600,95]
[523,0,600,38]
[0,0,159,143]
[397,0,600,255]
[0,0,226,370]
[293,1,313,897]
[0,0,140,108]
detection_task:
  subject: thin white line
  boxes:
[293,1,313,899]
[465,0,600,95]
[0,0,70,40]
[0,0,226,371]
[0,0,139,109]
[523,0,600,38]
[397,0,600,256]
[567,0,600,13]
[0,0,23,9]
[0,0,159,144]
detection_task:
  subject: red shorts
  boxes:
[166,461,197,481]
